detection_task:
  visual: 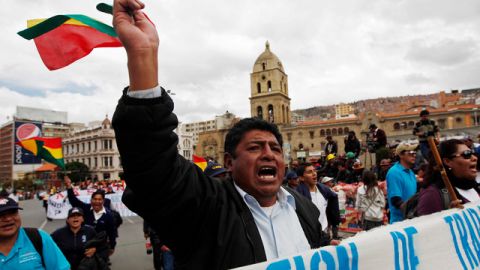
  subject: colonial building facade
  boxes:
[63,117,122,181]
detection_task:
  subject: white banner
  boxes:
[236,202,480,270]
[47,190,137,219]
[46,192,71,219]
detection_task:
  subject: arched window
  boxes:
[268,81,272,92]
[326,129,331,136]
[344,127,349,133]
[332,128,337,136]
[257,106,263,119]
[338,128,343,135]
[408,121,415,127]
[393,122,400,130]
[320,129,325,136]
[262,63,266,70]
[257,82,261,93]
[268,104,274,123]
[402,122,408,129]
[282,105,286,123]
[456,117,463,123]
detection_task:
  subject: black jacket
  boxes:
[66,189,117,249]
[296,182,341,227]
[51,225,97,270]
[112,88,327,269]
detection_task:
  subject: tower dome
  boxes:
[252,41,284,73]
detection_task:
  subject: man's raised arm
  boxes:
[113,0,158,90]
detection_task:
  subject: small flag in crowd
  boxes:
[193,155,207,171]
[17,14,122,70]
[16,137,65,169]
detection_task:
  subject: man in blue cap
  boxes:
[0,197,69,270]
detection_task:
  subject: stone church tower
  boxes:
[250,41,291,125]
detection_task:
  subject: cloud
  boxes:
[406,38,478,66]
[1,0,479,126]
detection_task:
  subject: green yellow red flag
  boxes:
[193,155,208,171]
[17,14,122,70]
[16,137,65,169]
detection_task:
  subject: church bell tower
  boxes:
[250,41,291,125]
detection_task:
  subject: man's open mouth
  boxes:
[258,166,277,180]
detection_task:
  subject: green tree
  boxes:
[63,162,91,183]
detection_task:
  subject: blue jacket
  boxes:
[296,182,341,227]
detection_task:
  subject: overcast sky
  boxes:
[1,0,479,125]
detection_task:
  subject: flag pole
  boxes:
[427,136,462,208]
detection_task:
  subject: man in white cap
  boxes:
[386,142,418,224]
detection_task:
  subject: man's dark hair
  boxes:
[420,109,429,117]
[296,163,313,177]
[369,124,377,130]
[91,189,105,199]
[224,117,283,157]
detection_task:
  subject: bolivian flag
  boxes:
[17,14,122,70]
[16,137,65,170]
[193,155,207,171]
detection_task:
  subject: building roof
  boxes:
[35,163,58,172]
[252,41,285,73]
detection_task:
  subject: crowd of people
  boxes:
[1,0,479,269]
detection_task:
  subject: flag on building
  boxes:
[17,14,122,70]
[16,137,65,169]
[193,155,207,171]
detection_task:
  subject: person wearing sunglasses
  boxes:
[386,142,419,224]
[417,139,480,216]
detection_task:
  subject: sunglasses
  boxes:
[450,149,474,160]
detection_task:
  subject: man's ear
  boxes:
[224,152,233,171]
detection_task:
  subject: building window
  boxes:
[320,129,325,136]
[88,142,91,152]
[309,131,314,139]
[94,141,97,151]
[332,128,337,136]
[268,104,274,123]
[267,81,272,92]
[456,117,463,123]
[257,106,263,119]
[408,121,415,127]
[109,140,112,149]
[257,82,261,93]
[109,157,113,167]
[326,129,331,136]
[393,122,400,130]
[262,63,266,70]
[338,128,343,135]
[344,127,349,133]
[287,133,292,141]
[94,157,98,168]
[438,119,446,129]
[82,143,85,152]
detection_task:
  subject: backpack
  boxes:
[24,227,45,268]
[402,188,450,219]
[110,209,123,228]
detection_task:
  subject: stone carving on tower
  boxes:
[250,41,291,125]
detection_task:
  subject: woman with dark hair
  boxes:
[344,131,361,158]
[417,139,479,216]
[355,170,386,230]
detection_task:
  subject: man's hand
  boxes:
[64,176,72,189]
[329,239,341,246]
[113,0,159,90]
[84,247,96,258]
[449,199,463,210]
